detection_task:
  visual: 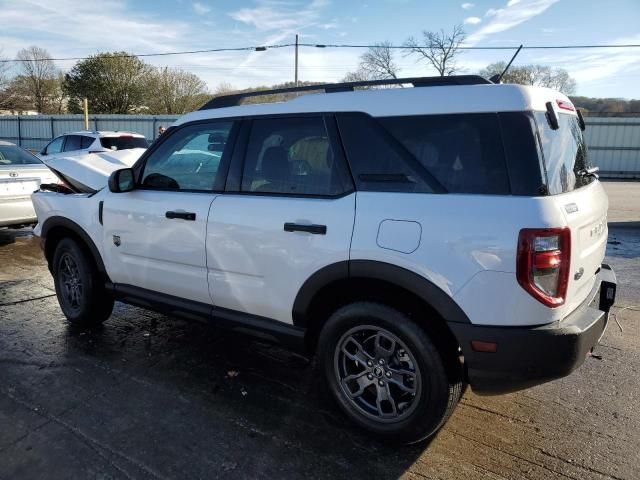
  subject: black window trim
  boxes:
[225,113,356,200]
[133,119,240,194]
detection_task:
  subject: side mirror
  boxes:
[40,149,47,155]
[108,168,135,193]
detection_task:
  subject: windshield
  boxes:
[534,112,594,195]
[0,145,43,166]
[100,136,148,150]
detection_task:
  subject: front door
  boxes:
[102,120,237,304]
[206,115,356,324]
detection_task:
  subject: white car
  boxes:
[31,76,617,443]
[0,141,58,228]
[38,131,148,160]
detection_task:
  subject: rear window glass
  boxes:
[100,136,148,150]
[534,112,594,194]
[379,113,510,195]
[0,145,43,165]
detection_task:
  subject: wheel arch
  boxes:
[41,216,110,283]
[293,260,470,358]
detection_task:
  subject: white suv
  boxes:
[39,131,148,159]
[31,76,617,443]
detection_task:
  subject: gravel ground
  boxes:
[0,181,638,480]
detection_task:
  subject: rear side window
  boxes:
[240,116,351,196]
[379,113,510,195]
[534,112,593,194]
[80,136,94,149]
[63,135,83,152]
[336,113,440,193]
[100,136,148,150]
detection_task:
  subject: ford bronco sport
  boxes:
[31,76,617,443]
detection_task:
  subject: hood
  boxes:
[43,148,146,193]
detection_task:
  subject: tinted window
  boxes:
[337,113,438,193]
[498,112,546,196]
[45,136,64,154]
[534,112,593,194]
[63,135,83,152]
[379,113,510,194]
[0,145,43,165]
[141,122,233,191]
[100,136,148,150]
[80,136,94,149]
[241,116,350,196]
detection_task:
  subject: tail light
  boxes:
[517,228,571,307]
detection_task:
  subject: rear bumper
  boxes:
[449,264,617,395]
[0,196,37,227]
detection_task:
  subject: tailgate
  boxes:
[556,181,608,314]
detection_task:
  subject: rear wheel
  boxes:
[319,302,463,443]
[52,237,113,326]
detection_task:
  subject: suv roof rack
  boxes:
[199,75,493,110]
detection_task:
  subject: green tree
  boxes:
[64,52,152,114]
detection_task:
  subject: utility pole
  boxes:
[83,98,89,130]
[294,34,299,87]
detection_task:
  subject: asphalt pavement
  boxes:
[0,181,638,479]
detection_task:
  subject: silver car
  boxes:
[0,141,58,228]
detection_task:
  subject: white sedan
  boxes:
[0,141,58,228]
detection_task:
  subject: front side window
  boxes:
[240,116,350,196]
[45,136,64,155]
[534,112,593,194]
[141,122,234,191]
[0,145,43,165]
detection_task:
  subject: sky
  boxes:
[0,0,638,98]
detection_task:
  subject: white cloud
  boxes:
[229,0,329,31]
[193,2,210,15]
[466,0,560,45]
[461,2,475,9]
[464,16,482,25]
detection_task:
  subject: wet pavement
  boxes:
[1,204,639,478]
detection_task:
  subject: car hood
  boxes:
[43,148,146,193]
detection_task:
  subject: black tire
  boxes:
[52,237,113,326]
[318,302,463,444]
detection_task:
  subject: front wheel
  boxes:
[52,237,113,326]
[318,302,463,444]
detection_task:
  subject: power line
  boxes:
[2,43,640,63]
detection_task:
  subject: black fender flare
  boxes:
[292,260,471,328]
[41,216,109,279]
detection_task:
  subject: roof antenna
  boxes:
[490,44,523,83]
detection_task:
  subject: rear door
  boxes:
[102,120,236,304]
[534,109,608,313]
[206,115,355,324]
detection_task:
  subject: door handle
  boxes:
[166,211,196,221]
[284,223,327,235]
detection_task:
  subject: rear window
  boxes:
[379,113,511,194]
[0,145,43,165]
[100,136,148,150]
[534,112,594,195]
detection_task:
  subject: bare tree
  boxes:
[16,46,60,113]
[342,42,399,87]
[0,50,15,109]
[479,62,577,94]
[404,25,466,76]
[146,67,209,114]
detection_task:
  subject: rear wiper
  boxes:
[577,166,599,179]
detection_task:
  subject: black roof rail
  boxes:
[199,75,493,110]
